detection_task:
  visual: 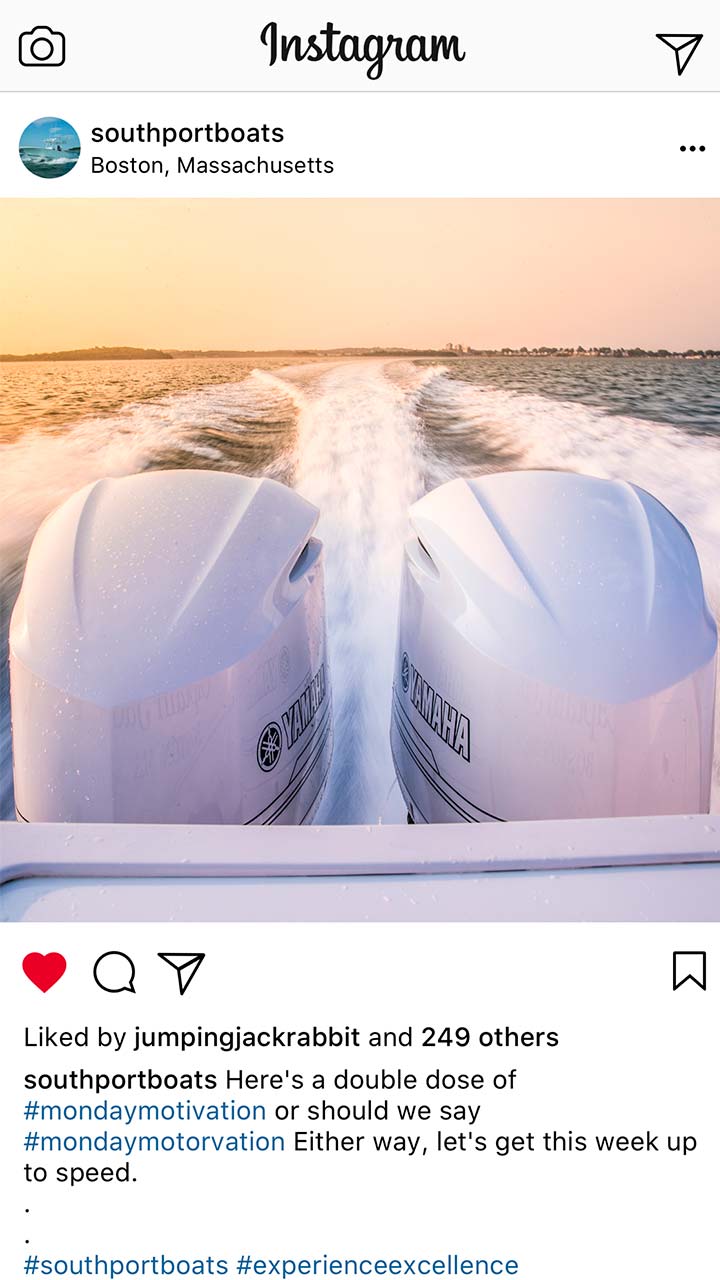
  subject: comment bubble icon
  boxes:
[93,951,136,994]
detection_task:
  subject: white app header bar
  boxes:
[0,0,718,93]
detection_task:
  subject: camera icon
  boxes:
[19,25,66,67]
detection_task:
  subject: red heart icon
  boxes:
[23,952,67,993]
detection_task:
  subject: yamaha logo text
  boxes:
[404,656,470,762]
[282,664,327,748]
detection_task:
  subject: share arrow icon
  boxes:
[656,34,703,77]
[158,952,205,994]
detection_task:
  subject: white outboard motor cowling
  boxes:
[10,469,332,824]
[391,471,717,823]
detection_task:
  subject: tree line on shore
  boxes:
[1,344,718,362]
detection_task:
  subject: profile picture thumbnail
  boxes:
[19,116,80,179]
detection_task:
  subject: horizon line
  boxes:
[2,342,720,362]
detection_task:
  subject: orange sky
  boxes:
[2,199,718,351]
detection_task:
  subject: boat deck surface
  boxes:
[2,815,719,921]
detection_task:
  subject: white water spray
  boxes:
[2,358,718,821]
[287,361,437,822]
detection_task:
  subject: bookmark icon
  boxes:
[672,951,707,992]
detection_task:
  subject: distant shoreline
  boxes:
[1,345,719,363]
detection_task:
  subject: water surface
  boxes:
[2,355,718,820]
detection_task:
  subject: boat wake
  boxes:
[283,361,441,821]
[417,373,720,603]
[1,358,718,819]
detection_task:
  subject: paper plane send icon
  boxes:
[158,952,205,994]
[656,34,703,76]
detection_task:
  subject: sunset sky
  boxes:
[2,199,718,352]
